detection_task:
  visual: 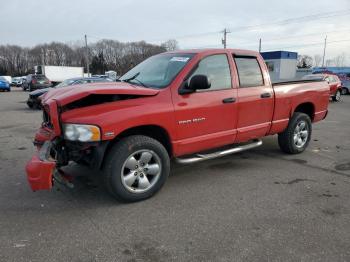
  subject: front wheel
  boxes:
[332,90,341,102]
[341,88,349,95]
[103,135,170,202]
[278,112,312,154]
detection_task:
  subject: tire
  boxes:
[27,101,33,109]
[342,88,349,95]
[278,112,312,154]
[332,90,341,102]
[34,102,42,109]
[103,135,170,202]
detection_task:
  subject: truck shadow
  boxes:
[60,145,270,205]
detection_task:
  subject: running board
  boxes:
[175,139,263,164]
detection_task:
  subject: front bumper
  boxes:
[25,141,56,191]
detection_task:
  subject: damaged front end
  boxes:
[25,82,159,191]
[25,102,62,191]
[25,102,109,191]
[26,141,56,191]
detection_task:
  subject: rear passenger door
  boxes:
[233,55,274,142]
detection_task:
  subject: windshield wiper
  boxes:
[122,72,148,88]
[123,72,140,83]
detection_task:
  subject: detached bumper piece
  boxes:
[25,141,56,191]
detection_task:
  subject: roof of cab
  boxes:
[165,48,260,57]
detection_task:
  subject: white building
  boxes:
[261,51,298,82]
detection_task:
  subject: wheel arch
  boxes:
[101,125,173,169]
[293,102,315,121]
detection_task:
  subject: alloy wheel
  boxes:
[121,149,162,193]
[293,121,309,148]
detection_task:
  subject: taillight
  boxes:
[32,79,37,84]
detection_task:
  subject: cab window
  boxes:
[189,54,232,91]
[233,56,264,87]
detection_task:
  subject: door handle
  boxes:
[260,92,272,98]
[222,97,236,103]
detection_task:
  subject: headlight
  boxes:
[63,124,101,142]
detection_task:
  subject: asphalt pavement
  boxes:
[0,88,349,262]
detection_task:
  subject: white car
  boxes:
[11,77,23,87]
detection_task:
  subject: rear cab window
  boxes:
[34,75,49,81]
[233,56,264,87]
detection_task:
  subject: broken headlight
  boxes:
[63,124,101,142]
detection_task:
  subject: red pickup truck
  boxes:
[26,49,329,202]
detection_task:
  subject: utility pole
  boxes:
[85,34,90,76]
[322,35,327,67]
[222,28,230,49]
[259,38,262,52]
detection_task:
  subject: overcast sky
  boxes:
[1,0,350,62]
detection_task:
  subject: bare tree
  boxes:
[313,55,322,67]
[161,39,179,51]
[297,55,313,68]
[334,53,346,67]
[325,59,334,67]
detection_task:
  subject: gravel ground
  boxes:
[0,88,349,262]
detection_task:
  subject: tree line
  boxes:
[0,39,178,76]
[297,53,348,69]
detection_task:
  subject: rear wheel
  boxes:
[332,89,341,102]
[278,112,312,154]
[103,135,170,202]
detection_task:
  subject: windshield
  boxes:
[56,79,77,88]
[119,53,194,88]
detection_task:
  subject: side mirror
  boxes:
[179,75,211,94]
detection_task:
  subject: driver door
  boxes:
[172,54,238,156]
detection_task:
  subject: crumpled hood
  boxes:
[42,82,159,106]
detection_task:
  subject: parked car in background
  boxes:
[27,77,113,109]
[0,76,11,92]
[302,74,342,102]
[35,65,84,86]
[11,77,23,87]
[0,76,12,84]
[22,74,51,91]
[312,67,350,95]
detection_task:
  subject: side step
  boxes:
[175,139,262,164]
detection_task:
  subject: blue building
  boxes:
[260,51,298,82]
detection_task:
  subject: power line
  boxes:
[261,38,350,51]
[84,34,90,76]
[150,9,350,42]
[322,36,327,67]
[85,9,350,46]
[222,29,231,48]
[227,9,350,32]
[248,28,350,43]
